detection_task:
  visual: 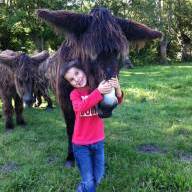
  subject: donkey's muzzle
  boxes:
[97,88,118,118]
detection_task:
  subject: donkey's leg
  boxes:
[42,92,53,110]
[2,96,14,130]
[14,94,26,126]
[45,95,53,109]
[34,91,42,107]
[63,110,75,168]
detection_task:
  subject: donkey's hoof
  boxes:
[16,119,26,126]
[5,122,14,130]
[5,126,14,132]
[64,160,75,168]
[5,128,14,133]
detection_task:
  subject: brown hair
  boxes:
[56,59,88,111]
[61,59,83,78]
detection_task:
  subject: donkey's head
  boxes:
[37,7,162,85]
[0,50,49,106]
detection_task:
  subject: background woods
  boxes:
[0,0,192,64]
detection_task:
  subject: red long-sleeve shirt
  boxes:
[70,87,123,145]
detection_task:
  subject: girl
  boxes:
[63,60,123,192]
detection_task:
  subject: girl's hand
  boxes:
[97,80,112,94]
[108,76,122,97]
[108,76,120,89]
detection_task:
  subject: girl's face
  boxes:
[64,67,87,88]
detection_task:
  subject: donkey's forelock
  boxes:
[15,54,33,85]
[81,7,128,61]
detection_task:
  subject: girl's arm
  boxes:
[70,81,112,112]
[70,89,103,112]
[108,77,123,104]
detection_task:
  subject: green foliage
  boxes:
[0,0,67,52]
[1,64,192,191]
[0,0,191,62]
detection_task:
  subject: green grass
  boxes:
[0,64,192,192]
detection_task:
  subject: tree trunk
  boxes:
[160,37,168,64]
[181,33,191,62]
[156,0,168,64]
[33,35,45,52]
[40,36,44,51]
[124,56,134,69]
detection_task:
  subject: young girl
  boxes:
[63,60,123,192]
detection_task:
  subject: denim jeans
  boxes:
[73,140,105,192]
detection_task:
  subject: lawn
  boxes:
[0,64,192,192]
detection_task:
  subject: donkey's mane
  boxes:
[59,8,128,62]
[82,8,128,60]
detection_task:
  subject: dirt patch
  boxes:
[46,155,59,165]
[177,152,192,163]
[137,144,165,154]
[0,162,19,173]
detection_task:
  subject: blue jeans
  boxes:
[73,140,105,192]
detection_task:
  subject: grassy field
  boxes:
[0,64,192,192]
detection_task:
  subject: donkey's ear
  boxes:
[37,9,92,36]
[31,51,49,66]
[0,50,20,69]
[116,18,162,41]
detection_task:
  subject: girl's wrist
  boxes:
[115,87,122,97]
[97,87,102,94]
[97,87,104,95]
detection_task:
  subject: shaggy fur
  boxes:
[0,50,26,130]
[0,50,50,130]
[32,73,53,109]
[31,53,53,109]
[38,52,59,95]
[37,7,162,166]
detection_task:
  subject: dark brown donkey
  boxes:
[32,52,53,110]
[0,50,49,130]
[37,7,162,167]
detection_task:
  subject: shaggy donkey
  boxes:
[32,54,53,110]
[0,50,49,130]
[37,7,162,167]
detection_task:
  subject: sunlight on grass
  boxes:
[177,66,192,68]
[125,87,158,102]
[130,72,146,75]
[35,102,48,108]
[120,70,131,77]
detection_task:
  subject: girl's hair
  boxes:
[58,59,88,90]
[56,59,87,114]
[61,59,84,79]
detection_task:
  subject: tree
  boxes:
[1,0,191,62]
